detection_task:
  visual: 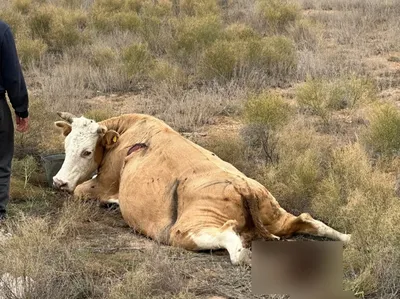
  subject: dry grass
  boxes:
[1,0,400,298]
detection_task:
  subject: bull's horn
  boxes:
[57,112,77,123]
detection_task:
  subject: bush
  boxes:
[11,156,39,189]
[198,40,238,81]
[122,43,154,77]
[10,177,46,200]
[256,0,300,33]
[171,15,222,63]
[308,143,400,297]
[290,18,320,51]
[89,46,116,67]
[241,91,293,165]
[297,75,377,123]
[224,23,260,41]
[92,6,141,32]
[328,75,377,109]
[29,5,89,52]
[180,0,220,17]
[17,37,47,66]
[296,77,331,122]
[12,0,32,14]
[245,36,297,79]
[261,120,332,212]
[198,35,297,83]
[202,135,252,175]
[243,91,292,130]
[311,143,371,229]
[139,11,171,54]
[150,59,186,86]
[362,103,400,157]
[0,9,25,37]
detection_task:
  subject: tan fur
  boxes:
[55,121,72,136]
[73,114,350,259]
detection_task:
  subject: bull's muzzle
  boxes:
[53,177,69,191]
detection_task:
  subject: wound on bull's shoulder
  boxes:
[127,143,148,156]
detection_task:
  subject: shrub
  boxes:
[180,0,220,17]
[112,12,141,31]
[12,0,32,14]
[139,2,175,54]
[198,40,238,81]
[291,18,320,51]
[92,10,141,32]
[29,5,90,52]
[11,156,39,189]
[0,9,25,37]
[89,46,116,67]
[241,91,293,165]
[243,91,292,130]
[297,75,377,123]
[260,119,334,212]
[150,59,186,86]
[16,37,47,66]
[29,5,53,39]
[202,135,252,175]
[256,0,300,33]
[10,177,46,200]
[171,15,222,63]
[296,77,331,122]
[308,143,400,297]
[122,43,154,77]
[198,35,297,83]
[224,23,260,41]
[328,75,377,109]
[245,36,297,78]
[311,143,371,229]
[362,103,400,157]
[91,0,125,13]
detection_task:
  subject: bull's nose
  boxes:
[53,177,68,190]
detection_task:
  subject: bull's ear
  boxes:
[55,121,72,137]
[102,130,119,148]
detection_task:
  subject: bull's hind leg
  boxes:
[275,212,351,244]
[170,220,251,266]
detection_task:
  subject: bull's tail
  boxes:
[233,177,281,241]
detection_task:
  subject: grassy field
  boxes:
[1,0,400,298]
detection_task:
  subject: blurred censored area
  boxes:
[252,241,356,299]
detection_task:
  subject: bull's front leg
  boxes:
[74,178,119,207]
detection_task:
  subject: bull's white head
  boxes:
[53,112,119,192]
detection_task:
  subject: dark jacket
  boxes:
[0,21,29,118]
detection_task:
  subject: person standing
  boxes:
[0,20,30,221]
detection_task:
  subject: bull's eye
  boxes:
[82,150,92,157]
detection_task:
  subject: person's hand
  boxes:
[16,116,29,132]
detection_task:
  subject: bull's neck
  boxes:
[99,114,175,138]
[99,114,148,135]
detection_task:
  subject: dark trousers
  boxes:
[0,95,14,216]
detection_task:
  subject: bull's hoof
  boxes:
[237,248,252,266]
[270,234,280,241]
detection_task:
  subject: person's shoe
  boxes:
[0,213,7,224]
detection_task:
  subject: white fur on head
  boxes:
[53,116,105,192]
